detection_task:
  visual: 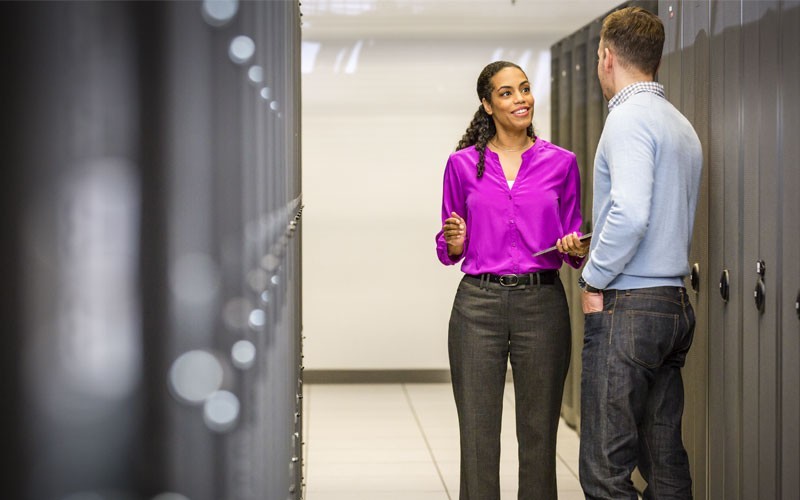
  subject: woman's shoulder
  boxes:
[535,138,576,160]
[445,145,480,171]
[448,145,479,161]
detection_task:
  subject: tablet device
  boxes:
[532,232,593,257]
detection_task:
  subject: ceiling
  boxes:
[300,0,627,40]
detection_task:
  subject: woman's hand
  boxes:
[443,212,466,257]
[556,232,590,258]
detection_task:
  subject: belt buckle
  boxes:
[498,274,519,287]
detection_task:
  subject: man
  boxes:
[577,7,703,500]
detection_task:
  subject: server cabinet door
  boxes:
[707,1,745,498]
[740,2,783,498]
[780,2,800,498]
[756,4,781,498]
[553,35,576,426]
[4,3,151,498]
[562,27,590,430]
[557,40,574,152]
[680,3,711,499]
[569,28,589,187]
[585,18,604,234]
[551,41,562,146]
[661,1,682,104]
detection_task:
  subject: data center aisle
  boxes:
[302,383,584,499]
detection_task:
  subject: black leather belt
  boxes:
[465,270,558,287]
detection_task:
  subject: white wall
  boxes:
[301,36,554,370]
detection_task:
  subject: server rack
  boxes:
[779,4,800,497]
[553,1,800,498]
[707,1,745,497]
[665,1,711,494]
[1,1,304,499]
[551,34,574,425]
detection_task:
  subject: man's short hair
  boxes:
[600,6,665,76]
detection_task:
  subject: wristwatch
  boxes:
[578,276,602,294]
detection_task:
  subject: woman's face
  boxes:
[481,67,534,134]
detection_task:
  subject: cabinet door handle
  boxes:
[754,278,766,313]
[690,263,700,292]
[719,270,730,302]
[753,260,766,313]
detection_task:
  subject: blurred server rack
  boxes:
[1,1,304,499]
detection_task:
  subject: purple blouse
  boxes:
[435,139,585,275]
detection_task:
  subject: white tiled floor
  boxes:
[302,383,585,500]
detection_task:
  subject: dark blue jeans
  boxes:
[579,287,695,500]
[449,275,571,500]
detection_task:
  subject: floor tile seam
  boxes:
[401,383,454,500]
[557,448,580,482]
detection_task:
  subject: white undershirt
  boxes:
[507,180,514,188]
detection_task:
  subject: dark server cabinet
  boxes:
[564,27,591,431]
[557,40,574,153]
[585,18,604,228]
[569,28,590,188]
[2,4,153,497]
[689,0,797,498]
[554,34,579,427]
[551,42,562,147]
[569,27,590,228]
[648,5,708,494]
[740,2,782,498]
[677,2,711,498]
[707,1,746,497]
[780,3,800,498]
[556,0,799,497]
[1,1,304,499]
[661,1,681,104]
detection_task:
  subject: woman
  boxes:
[435,60,589,499]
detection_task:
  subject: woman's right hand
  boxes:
[557,232,590,258]
[443,211,466,257]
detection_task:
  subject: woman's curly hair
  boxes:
[456,61,535,177]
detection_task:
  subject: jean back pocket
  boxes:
[626,310,679,368]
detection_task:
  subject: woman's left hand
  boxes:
[556,232,590,258]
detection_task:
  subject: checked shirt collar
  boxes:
[608,81,666,111]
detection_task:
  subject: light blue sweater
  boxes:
[581,90,703,290]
